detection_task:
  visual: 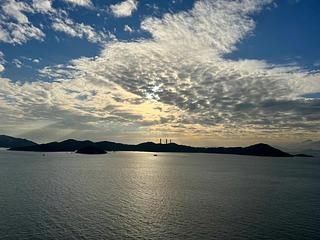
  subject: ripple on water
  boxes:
[0,151,319,239]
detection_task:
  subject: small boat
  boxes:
[153,154,158,156]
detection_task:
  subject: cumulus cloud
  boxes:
[2,0,33,24]
[0,51,4,63]
[0,52,4,72]
[0,0,104,45]
[62,0,93,7]
[0,0,45,44]
[110,0,138,17]
[52,17,112,43]
[0,74,177,142]
[32,0,55,13]
[0,0,319,143]
[124,24,133,33]
[12,58,22,68]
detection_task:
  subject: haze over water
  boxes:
[0,150,319,240]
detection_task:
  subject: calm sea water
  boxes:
[0,150,319,240]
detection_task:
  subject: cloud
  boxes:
[124,24,133,33]
[12,58,22,68]
[0,0,103,45]
[62,0,93,8]
[32,0,55,13]
[0,74,177,140]
[110,0,138,18]
[52,17,113,43]
[0,0,45,44]
[52,19,80,37]
[0,0,320,144]
[0,51,4,63]
[60,0,320,132]
[1,0,33,24]
[17,56,42,65]
[0,52,4,72]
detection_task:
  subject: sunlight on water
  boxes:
[0,150,319,240]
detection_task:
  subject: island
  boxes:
[1,135,311,157]
[0,135,37,148]
[76,146,107,155]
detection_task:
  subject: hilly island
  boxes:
[0,135,311,157]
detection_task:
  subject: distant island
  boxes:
[0,135,312,157]
[76,146,107,155]
[0,135,37,148]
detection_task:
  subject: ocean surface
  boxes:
[0,150,319,240]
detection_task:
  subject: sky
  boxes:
[0,0,319,146]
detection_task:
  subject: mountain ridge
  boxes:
[0,135,37,148]
[5,136,312,157]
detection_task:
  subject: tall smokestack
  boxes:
[166,139,168,144]
[160,139,162,144]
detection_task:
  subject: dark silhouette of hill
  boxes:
[7,138,308,157]
[279,139,320,157]
[294,153,313,157]
[76,146,107,155]
[0,135,37,148]
[9,139,95,152]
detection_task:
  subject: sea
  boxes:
[0,150,319,240]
